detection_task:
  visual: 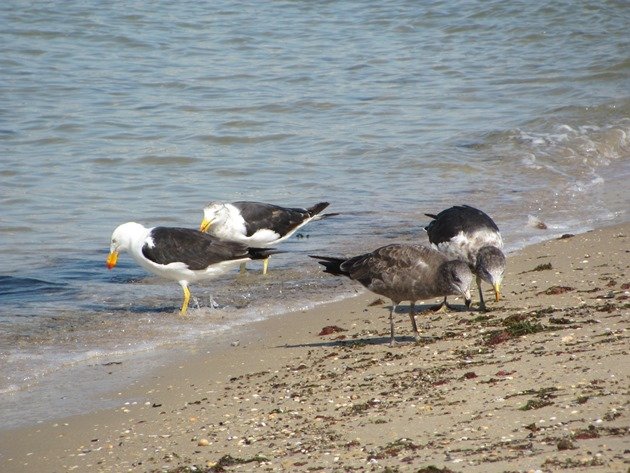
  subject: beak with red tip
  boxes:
[106,251,118,270]
[199,218,212,233]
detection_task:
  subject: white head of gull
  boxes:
[199,201,332,274]
[425,205,506,311]
[106,222,275,315]
[311,243,473,346]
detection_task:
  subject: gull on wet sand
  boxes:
[425,205,506,311]
[106,222,276,315]
[311,244,473,346]
[199,201,333,275]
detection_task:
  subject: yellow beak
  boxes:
[199,218,212,233]
[106,251,119,269]
[493,282,501,302]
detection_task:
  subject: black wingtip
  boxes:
[308,202,330,217]
[248,247,282,260]
[309,255,347,276]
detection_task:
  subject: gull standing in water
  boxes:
[106,222,276,315]
[199,201,332,274]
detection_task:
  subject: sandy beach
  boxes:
[1,222,628,473]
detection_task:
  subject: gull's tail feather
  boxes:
[307,202,330,217]
[309,255,349,276]
[248,247,281,260]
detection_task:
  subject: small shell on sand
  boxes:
[197,438,210,446]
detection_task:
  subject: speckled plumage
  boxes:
[311,244,472,345]
[425,205,506,310]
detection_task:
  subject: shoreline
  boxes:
[1,222,628,472]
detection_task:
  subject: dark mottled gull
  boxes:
[311,244,472,346]
[425,205,506,311]
[199,201,332,274]
[106,222,275,315]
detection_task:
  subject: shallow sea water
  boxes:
[0,0,628,429]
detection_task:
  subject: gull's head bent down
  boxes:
[475,246,506,302]
[442,259,473,308]
[106,222,147,269]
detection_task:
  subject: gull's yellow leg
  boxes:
[262,257,270,275]
[239,262,247,274]
[180,285,191,316]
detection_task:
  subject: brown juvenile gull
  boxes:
[425,205,506,311]
[199,201,333,275]
[106,222,276,315]
[311,244,472,346]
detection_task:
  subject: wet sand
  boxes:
[1,223,628,472]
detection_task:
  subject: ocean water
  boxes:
[0,0,628,430]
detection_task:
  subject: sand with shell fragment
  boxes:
[1,223,628,473]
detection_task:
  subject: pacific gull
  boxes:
[106,222,276,315]
[425,205,506,311]
[199,201,332,274]
[311,244,472,346]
